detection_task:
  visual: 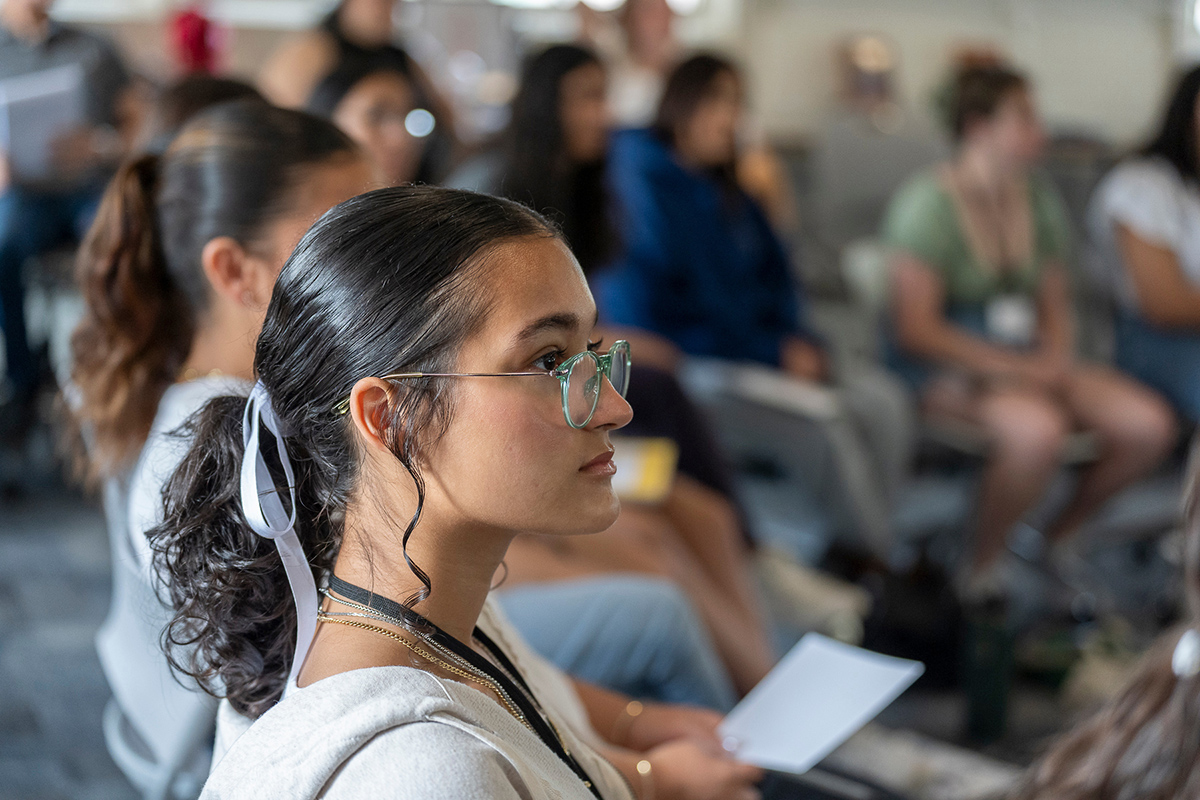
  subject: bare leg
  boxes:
[926,382,1068,576]
[1044,366,1177,543]
[660,475,765,627]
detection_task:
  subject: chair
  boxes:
[95,474,217,800]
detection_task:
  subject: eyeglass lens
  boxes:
[566,354,601,427]
[564,343,631,427]
[609,342,631,397]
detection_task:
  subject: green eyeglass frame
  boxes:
[334,340,631,429]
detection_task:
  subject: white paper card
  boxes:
[0,64,84,182]
[718,633,923,775]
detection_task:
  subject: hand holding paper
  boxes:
[718,634,923,775]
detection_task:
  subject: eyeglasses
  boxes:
[335,340,631,429]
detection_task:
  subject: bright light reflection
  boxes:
[405,108,436,138]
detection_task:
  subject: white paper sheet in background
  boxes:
[718,633,924,775]
[0,64,84,182]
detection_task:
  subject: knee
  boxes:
[1101,392,1179,457]
[983,396,1069,465]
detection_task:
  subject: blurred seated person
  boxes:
[71,100,372,566]
[137,73,261,154]
[0,0,134,416]
[883,64,1176,600]
[596,53,914,555]
[258,0,452,179]
[1013,440,1200,800]
[1088,64,1200,425]
[451,45,775,695]
[67,100,371,778]
[307,57,432,185]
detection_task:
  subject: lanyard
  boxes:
[327,574,604,798]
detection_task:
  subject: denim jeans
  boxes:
[0,182,103,396]
[496,574,738,711]
[1115,312,1200,422]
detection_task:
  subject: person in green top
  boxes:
[882,64,1176,600]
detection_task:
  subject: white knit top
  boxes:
[202,598,635,800]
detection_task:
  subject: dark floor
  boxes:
[0,486,138,800]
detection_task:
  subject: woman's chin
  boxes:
[555,494,622,536]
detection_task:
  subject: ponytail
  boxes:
[150,393,344,717]
[68,100,358,485]
[70,154,193,483]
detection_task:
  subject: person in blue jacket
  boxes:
[597,54,827,379]
[598,53,914,556]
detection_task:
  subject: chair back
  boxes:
[95,474,216,797]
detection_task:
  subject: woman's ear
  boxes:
[348,377,400,453]
[201,236,258,306]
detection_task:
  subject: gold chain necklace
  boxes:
[324,589,498,679]
[320,590,580,764]
[315,611,532,730]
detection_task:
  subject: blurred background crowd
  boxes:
[3,0,1200,798]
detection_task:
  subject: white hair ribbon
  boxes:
[240,381,317,694]
[1173,628,1200,679]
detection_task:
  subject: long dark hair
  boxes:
[500,44,614,274]
[652,52,741,192]
[1140,64,1200,184]
[1015,442,1200,799]
[150,186,557,717]
[70,100,357,484]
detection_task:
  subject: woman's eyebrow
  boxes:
[513,312,583,345]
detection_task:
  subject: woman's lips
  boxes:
[580,450,616,476]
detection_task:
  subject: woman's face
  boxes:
[559,62,610,165]
[978,87,1045,167]
[420,236,633,537]
[677,70,742,168]
[333,72,426,187]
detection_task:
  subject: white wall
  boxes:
[740,0,1175,146]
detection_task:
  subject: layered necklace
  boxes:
[317,574,603,799]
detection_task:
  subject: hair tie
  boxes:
[1172,628,1200,679]
[240,381,317,694]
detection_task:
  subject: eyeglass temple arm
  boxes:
[377,371,554,379]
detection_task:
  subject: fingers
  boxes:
[732,761,765,784]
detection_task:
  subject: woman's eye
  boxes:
[534,351,563,371]
[587,338,604,353]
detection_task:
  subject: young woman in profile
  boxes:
[152,186,763,799]
[70,99,372,566]
[67,101,371,773]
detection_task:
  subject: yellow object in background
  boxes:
[609,436,679,505]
